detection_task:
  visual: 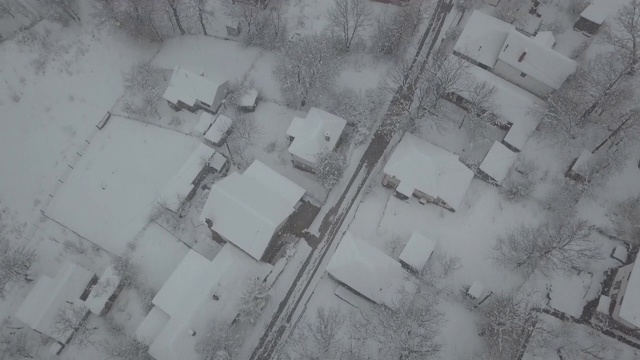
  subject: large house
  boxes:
[454,11,577,97]
[610,254,640,329]
[326,231,416,308]
[286,107,347,172]
[15,262,96,344]
[200,160,305,260]
[163,66,229,113]
[382,133,474,212]
[135,244,272,360]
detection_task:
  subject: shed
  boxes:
[566,150,593,183]
[191,112,216,137]
[575,2,608,36]
[238,89,259,112]
[597,295,611,314]
[612,245,628,264]
[399,232,436,273]
[85,265,122,316]
[479,141,518,185]
[204,115,233,147]
[467,282,484,299]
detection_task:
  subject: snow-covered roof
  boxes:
[383,133,474,210]
[163,66,225,107]
[86,265,121,315]
[613,245,628,263]
[200,161,304,260]
[146,245,271,360]
[497,29,577,90]
[210,152,227,172]
[399,232,436,272]
[326,232,416,308]
[286,108,347,166]
[618,257,640,328]
[479,141,517,184]
[533,31,555,48]
[204,115,233,145]
[136,306,170,346]
[160,144,215,212]
[454,11,514,68]
[597,295,611,314]
[504,120,538,151]
[468,282,484,299]
[239,89,259,107]
[580,2,609,25]
[16,262,94,342]
[571,150,593,179]
[548,272,592,317]
[192,112,216,137]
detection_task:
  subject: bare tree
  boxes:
[414,250,462,292]
[274,34,343,108]
[227,113,262,147]
[99,333,151,360]
[195,322,240,360]
[492,218,602,278]
[608,194,640,244]
[327,0,372,51]
[0,332,33,360]
[224,0,263,44]
[456,80,498,131]
[37,0,80,24]
[500,158,538,202]
[164,0,186,35]
[238,277,270,324]
[602,0,640,73]
[285,307,346,360]
[52,304,95,349]
[93,0,165,41]
[370,1,432,57]
[0,239,36,299]
[494,0,524,25]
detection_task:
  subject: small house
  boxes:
[200,160,305,260]
[191,112,216,137]
[238,89,259,112]
[15,262,96,344]
[382,133,474,212]
[85,265,122,316]
[326,231,416,308]
[610,254,640,329]
[286,108,347,172]
[574,2,608,36]
[204,115,233,147]
[479,141,518,185]
[399,232,436,274]
[566,150,593,183]
[163,66,229,114]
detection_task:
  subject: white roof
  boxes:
[580,2,609,25]
[597,295,611,314]
[204,115,233,145]
[86,265,121,315]
[326,232,416,308]
[613,245,628,263]
[383,133,474,210]
[16,262,94,342]
[147,245,271,360]
[160,144,215,212]
[533,31,555,48]
[200,161,304,260]
[399,232,436,272]
[498,29,577,90]
[286,108,347,166]
[504,120,538,151]
[468,282,484,299]
[136,306,170,346]
[479,141,517,184]
[618,257,640,327]
[571,150,593,179]
[210,152,227,172]
[239,89,259,107]
[454,11,514,68]
[163,66,224,107]
[192,112,216,137]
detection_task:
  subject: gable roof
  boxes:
[498,29,577,90]
[580,2,609,25]
[199,161,304,260]
[619,257,640,328]
[160,144,215,212]
[163,66,225,107]
[399,232,436,272]
[383,133,474,210]
[15,262,94,342]
[286,108,347,165]
[326,232,416,308]
[454,11,515,69]
[479,141,518,184]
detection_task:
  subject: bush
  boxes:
[316,151,346,189]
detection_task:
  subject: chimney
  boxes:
[518,49,528,63]
[325,131,331,142]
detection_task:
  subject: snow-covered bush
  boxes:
[500,159,538,202]
[316,151,347,190]
[238,277,270,324]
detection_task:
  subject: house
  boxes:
[399,232,436,274]
[85,265,122,316]
[163,66,229,114]
[135,244,272,360]
[454,11,577,97]
[382,133,474,212]
[574,2,608,36]
[479,141,518,185]
[15,262,96,344]
[326,231,416,308]
[238,89,259,112]
[159,144,216,213]
[610,254,640,329]
[286,108,347,172]
[200,160,305,260]
[191,112,216,137]
[204,114,233,147]
[566,150,593,183]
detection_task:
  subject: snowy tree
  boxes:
[227,113,262,147]
[238,277,270,324]
[0,332,32,360]
[274,34,343,108]
[52,304,96,349]
[0,239,36,299]
[316,151,346,190]
[500,158,538,202]
[457,80,498,132]
[494,0,524,25]
[328,87,385,145]
[415,250,462,292]
[224,0,266,45]
[285,307,346,360]
[93,0,165,41]
[327,0,372,51]
[492,218,602,278]
[0,0,34,20]
[370,1,432,57]
[98,332,151,360]
[37,0,80,24]
[195,322,240,360]
[602,0,640,73]
[608,194,640,244]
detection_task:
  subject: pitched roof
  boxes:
[199,161,304,260]
[618,257,640,328]
[85,265,121,315]
[15,262,94,342]
[286,108,347,165]
[383,133,474,210]
[204,115,233,145]
[497,29,577,90]
[454,11,515,68]
[326,232,416,308]
[160,144,215,212]
[399,232,436,272]
[580,2,609,25]
[479,141,518,184]
[191,112,216,137]
[533,31,555,48]
[163,66,225,107]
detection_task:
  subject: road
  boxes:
[249,2,454,359]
